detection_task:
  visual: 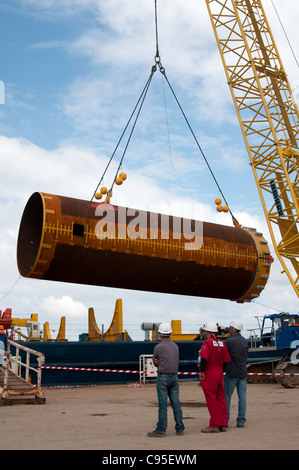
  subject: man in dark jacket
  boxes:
[224,320,248,428]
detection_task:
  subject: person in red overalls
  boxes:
[199,322,231,433]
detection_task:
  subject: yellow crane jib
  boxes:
[206,0,299,297]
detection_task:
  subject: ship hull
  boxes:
[12,340,290,387]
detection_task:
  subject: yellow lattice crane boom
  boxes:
[206,0,299,297]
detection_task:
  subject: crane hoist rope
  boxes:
[90,71,155,202]
[92,0,240,228]
[270,0,299,69]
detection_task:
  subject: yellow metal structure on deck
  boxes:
[44,316,66,342]
[87,299,132,342]
[206,0,299,297]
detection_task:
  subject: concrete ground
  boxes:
[0,380,298,451]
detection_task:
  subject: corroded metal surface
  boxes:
[17,192,272,302]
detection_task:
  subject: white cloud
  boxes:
[0,134,297,341]
[39,295,87,319]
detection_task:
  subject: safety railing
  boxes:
[0,339,45,398]
[247,328,277,350]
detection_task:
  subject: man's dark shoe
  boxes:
[219,425,227,432]
[237,423,244,428]
[147,431,165,437]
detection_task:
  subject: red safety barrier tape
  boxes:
[247,373,299,376]
[41,366,299,376]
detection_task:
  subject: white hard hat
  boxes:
[158,322,172,336]
[230,319,243,331]
[203,322,218,333]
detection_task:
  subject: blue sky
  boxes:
[0,0,299,341]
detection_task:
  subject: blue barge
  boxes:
[11,313,299,388]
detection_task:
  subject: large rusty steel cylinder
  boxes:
[17,192,272,303]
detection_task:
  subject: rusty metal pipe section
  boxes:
[17,192,272,302]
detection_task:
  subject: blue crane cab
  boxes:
[259,313,299,350]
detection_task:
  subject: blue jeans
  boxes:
[224,375,247,425]
[155,374,185,434]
